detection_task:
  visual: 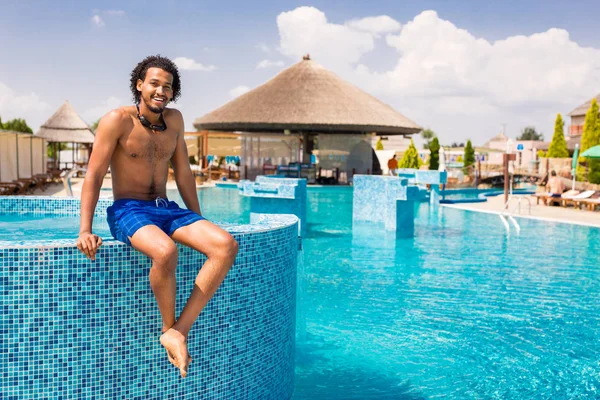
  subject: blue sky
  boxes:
[1,0,599,146]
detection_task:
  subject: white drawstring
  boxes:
[155,196,169,208]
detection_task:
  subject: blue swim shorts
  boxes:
[106,197,206,245]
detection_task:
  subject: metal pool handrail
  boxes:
[61,167,87,197]
[499,195,531,234]
[504,195,531,216]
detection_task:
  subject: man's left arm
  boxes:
[171,110,202,215]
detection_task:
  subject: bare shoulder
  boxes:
[164,107,184,131]
[102,106,135,127]
[96,107,134,138]
[164,107,184,122]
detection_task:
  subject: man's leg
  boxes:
[161,220,238,377]
[129,225,178,333]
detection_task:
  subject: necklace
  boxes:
[136,104,167,132]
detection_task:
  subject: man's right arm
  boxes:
[77,110,125,260]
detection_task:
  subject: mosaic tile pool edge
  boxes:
[0,197,298,399]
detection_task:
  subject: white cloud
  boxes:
[90,9,124,27]
[257,59,285,69]
[81,97,123,124]
[256,43,271,53]
[346,16,401,37]
[0,82,50,132]
[229,86,250,98]
[378,11,600,105]
[276,7,375,71]
[173,57,216,72]
[91,15,105,27]
[92,9,126,16]
[104,10,125,16]
[275,8,600,144]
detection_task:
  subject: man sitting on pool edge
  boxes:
[76,55,238,378]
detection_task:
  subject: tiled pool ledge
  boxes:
[0,196,298,399]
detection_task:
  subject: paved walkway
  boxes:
[442,193,600,228]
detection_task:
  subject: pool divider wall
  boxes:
[396,186,419,238]
[238,176,307,238]
[395,169,448,205]
[0,196,298,399]
[353,175,423,237]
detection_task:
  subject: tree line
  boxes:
[0,117,33,133]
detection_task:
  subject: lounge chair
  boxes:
[534,191,566,206]
[0,181,27,195]
[562,190,595,209]
[0,183,20,195]
[46,169,63,183]
[580,192,600,211]
[580,198,600,211]
[533,192,550,205]
[16,178,38,193]
[34,173,56,186]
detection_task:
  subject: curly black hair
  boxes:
[129,55,181,104]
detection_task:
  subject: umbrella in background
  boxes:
[572,143,579,190]
[578,144,600,186]
[580,144,600,158]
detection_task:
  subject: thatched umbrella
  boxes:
[194,56,421,135]
[35,101,95,170]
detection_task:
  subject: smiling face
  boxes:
[136,67,174,113]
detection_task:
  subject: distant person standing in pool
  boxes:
[76,55,238,378]
[387,154,398,176]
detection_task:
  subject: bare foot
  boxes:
[160,328,191,377]
[161,327,192,368]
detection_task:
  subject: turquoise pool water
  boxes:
[2,187,600,399]
[293,188,600,399]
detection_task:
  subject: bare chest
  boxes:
[119,127,177,163]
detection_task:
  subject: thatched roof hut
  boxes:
[194,56,421,135]
[35,101,95,143]
[568,94,600,117]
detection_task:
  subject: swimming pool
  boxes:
[3,187,600,399]
[295,187,600,399]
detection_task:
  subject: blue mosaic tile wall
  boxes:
[396,169,417,184]
[352,175,407,230]
[239,177,307,238]
[396,186,418,238]
[352,175,418,236]
[0,196,112,217]
[415,170,448,185]
[394,169,448,185]
[390,170,448,205]
[0,198,298,399]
